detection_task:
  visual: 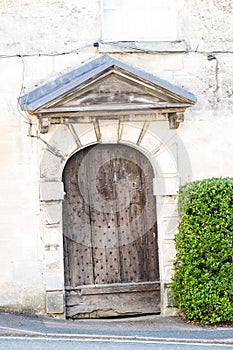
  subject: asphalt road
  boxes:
[1,313,233,349]
[1,336,233,350]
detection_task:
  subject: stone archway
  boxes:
[39,121,180,317]
[20,55,195,316]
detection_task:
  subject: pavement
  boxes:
[0,312,233,345]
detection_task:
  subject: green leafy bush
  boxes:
[172,177,233,324]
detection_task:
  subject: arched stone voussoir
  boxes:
[152,147,178,176]
[72,124,97,147]
[98,120,119,143]
[40,149,66,180]
[120,122,145,144]
[43,124,76,158]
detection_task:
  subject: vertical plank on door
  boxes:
[63,149,94,286]
[86,145,121,284]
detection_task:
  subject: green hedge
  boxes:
[172,177,233,324]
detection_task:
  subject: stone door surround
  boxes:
[19,55,196,316]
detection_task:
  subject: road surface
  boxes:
[1,336,233,350]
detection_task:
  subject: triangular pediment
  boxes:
[19,55,196,114]
[50,73,173,110]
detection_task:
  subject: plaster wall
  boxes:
[0,0,233,315]
[0,58,45,313]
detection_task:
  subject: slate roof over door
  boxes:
[19,55,196,112]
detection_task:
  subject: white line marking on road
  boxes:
[0,326,43,335]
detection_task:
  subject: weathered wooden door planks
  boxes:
[63,144,160,318]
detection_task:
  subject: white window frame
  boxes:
[101,0,177,42]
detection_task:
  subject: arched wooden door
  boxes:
[63,144,160,318]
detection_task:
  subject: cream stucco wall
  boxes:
[0,0,233,315]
